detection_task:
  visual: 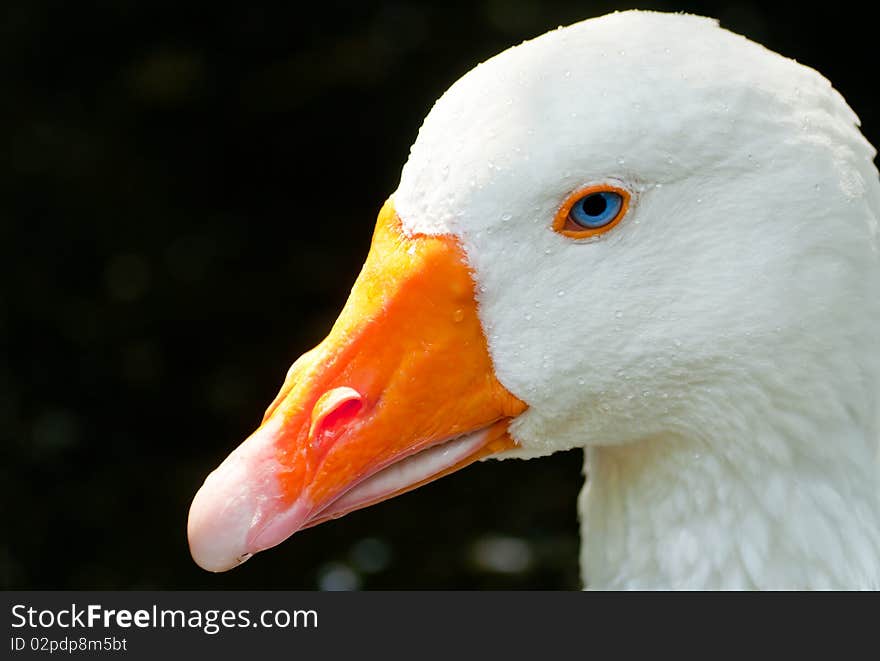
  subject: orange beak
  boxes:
[187,200,527,571]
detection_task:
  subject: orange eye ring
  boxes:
[553,183,631,239]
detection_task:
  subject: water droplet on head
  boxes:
[501,213,512,221]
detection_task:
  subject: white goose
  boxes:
[187,10,880,589]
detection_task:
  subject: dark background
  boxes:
[2,1,876,590]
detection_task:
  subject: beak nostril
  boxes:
[320,398,362,432]
[309,387,364,445]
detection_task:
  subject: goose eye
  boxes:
[553,184,630,238]
[570,192,622,228]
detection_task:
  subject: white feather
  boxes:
[394,11,880,588]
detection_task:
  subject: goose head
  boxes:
[188,11,880,588]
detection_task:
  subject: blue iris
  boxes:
[569,191,623,229]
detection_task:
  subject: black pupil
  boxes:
[581,194,607,217]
